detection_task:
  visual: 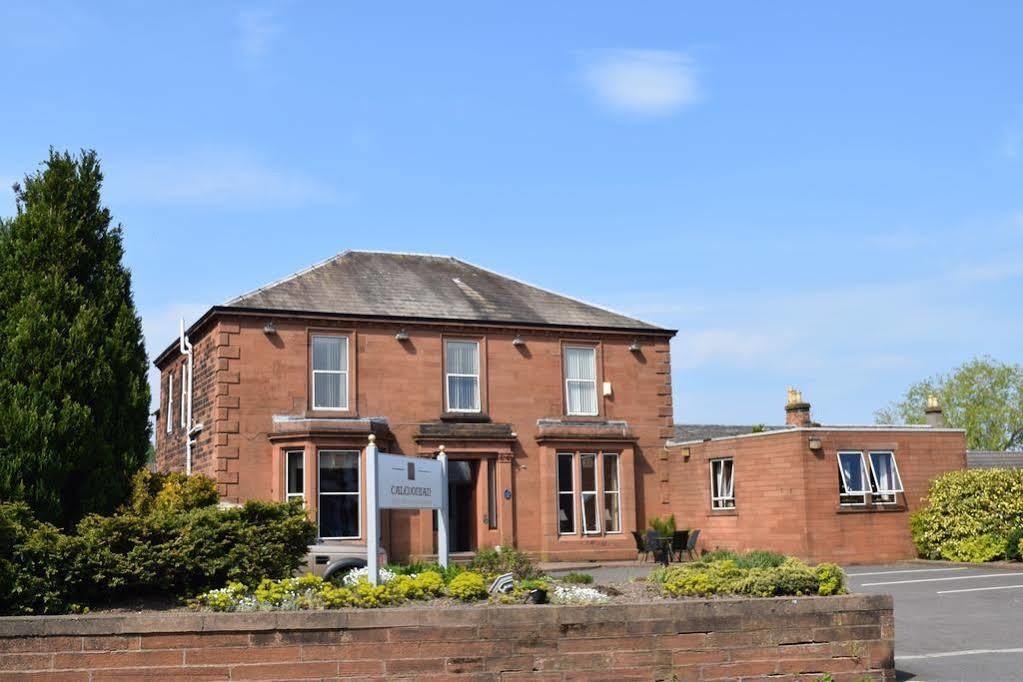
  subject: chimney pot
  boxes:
[924,394,945,428]
[785,387,812,427]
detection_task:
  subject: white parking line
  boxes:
[847,567,968,577]
[937,584,1023,595]
[862,573,1020,586]
[898,647,1023,660]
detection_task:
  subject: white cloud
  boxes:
[582,49,700,117]
[673,329,795,370]
[236,8,282,59]
[105,149,338,207]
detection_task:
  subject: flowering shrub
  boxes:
[550,584,609,605]
[447,572,487,601]
[652,553,847,598]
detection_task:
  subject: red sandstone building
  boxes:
[666,390,967,563]
[154,251,967,564]
[154,251,677,561]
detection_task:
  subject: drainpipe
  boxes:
[179,319,199,475]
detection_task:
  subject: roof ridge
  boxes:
[448,256,662,330]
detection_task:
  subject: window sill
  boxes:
[835,504,907,514]
[707,509,738,517]
[439,412,490,423]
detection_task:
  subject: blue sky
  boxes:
[2,2,1021,425]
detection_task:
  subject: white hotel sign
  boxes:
[377,453,443,510]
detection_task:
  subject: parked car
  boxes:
[304,541,389,582]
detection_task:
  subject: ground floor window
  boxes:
[318,450,360,538]
[285,450,304,504]
[838,450,903,505]
[557,451,621,536]
[710,458,735,509]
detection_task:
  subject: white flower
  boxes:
[341,566,397,586]
[551,584,610,605]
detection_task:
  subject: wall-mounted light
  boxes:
[395,329,409,341]
[628,339,641,352]
[263,321,277,335]
[808,437,823,450]
[512,334,525,347]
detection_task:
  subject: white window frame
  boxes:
[444,339,481,413]
[564,346,598,416]
[556,452,577,535]
[602,453,622,534]
[166,373,173,434]
[285,450,305,505]
[710,458,736,510]
[837,451,870,505]
[311,335,349,411]
[868,450,904,504]
[317,449,361,540]
[580,452,600,534]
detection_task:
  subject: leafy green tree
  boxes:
[875,356,1023,451]
[0,149,151,527]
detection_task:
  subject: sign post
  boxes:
[437,445,449,569]
[366,435,379,585]
[365,436,448,584]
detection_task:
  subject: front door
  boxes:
[448,460,478,552]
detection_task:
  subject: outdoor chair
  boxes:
[631,531,649,562]
[683,529,700,561]
[670,530,689,562]
[645,530,665,564]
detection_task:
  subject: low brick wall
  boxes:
[0,595,893,681]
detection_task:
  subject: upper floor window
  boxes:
[710,458,735,509]
[312,335,348,410]
[166,373,173,434]
[445,340,480,413]
[285,450,304,504]
[564,346,597,416]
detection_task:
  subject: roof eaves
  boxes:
[666,424,966,447]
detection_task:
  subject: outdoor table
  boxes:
[650,535,673,566]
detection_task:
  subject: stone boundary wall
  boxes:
[0,595,893,681]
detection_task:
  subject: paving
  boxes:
[548,560,1023,681]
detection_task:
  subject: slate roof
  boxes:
[223,251,668,332]
[671,424,790,443]
[967,450,1023,469]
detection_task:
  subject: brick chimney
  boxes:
[924,394,945,428]
[785,387,812,427]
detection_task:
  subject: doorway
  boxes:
[447,460,478,552]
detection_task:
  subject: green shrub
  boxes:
[939,534,1007,563]
[0,471,316,615]
[560,572,593,584]
[911,470,1023,560]
[448,572,487,601]
[1005,528,1023,561]
[657,555,846,599]
[469,546,540,580]
[736,550,787,569]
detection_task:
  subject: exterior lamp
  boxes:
[808,437,823,451]
[628,339,641,352]
[395,329,410,341]
[512,334,525,347]
[262,321,276,335]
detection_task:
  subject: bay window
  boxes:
[557,453,575,534]
[445,340,480,412]
[312,335,348,410]
[564,346,597,416]
[710,458,735,509]
[318,450,360,538]
[557,451,621,536]
[285,450,304,504]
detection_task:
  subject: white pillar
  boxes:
[437,445,449,569]
[366,434,379,585]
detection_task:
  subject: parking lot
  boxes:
[847,563,1023,681]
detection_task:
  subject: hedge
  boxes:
[911,469,1023,561]
[0,471,316,615]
